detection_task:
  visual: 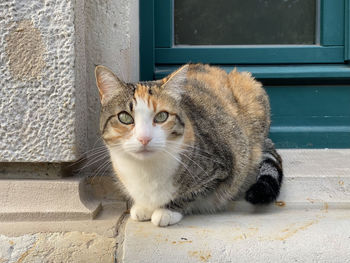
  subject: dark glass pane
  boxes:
[174,0,316,45]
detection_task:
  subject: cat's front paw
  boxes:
[151,208,183,227]
[130,205,153,221]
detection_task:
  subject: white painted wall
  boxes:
[85,0,139,151]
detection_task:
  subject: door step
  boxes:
[278,149,350,205]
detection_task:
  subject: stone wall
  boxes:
[0,0,86,162]
[0,0,139,166]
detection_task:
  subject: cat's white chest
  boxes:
[110,151,180,209]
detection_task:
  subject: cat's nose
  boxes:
[137,136,152,146]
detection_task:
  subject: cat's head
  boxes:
[95,65,192,160]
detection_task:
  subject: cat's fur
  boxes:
[95,64,283,227]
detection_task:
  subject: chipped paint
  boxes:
[275,201,286,207]
[16,238,39,263]
[306,198,325,204]
[5,20,46,80]
[306,198,315,203]
[188,250,212,262]
[232,227,259,241]
[172,240,193,245]
[273,220,319,241]
[133,225,151,238]
[322,202,329,213]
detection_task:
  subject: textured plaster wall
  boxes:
[0,0,139,168]
[0,0,87,162]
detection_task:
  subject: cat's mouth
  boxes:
[135,148,153,154]
[132,147,157,158]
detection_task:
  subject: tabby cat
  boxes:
[95,64,283,227]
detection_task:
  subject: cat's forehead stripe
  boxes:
[135,84,148,98]
[135,84,158,111]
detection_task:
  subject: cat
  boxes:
[95,63,283,227]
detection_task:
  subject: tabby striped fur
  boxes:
[95,64,283,227]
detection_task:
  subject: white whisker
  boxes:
[165,143,224,165]
[177,151,210,177]
[76,152,109,172]
[162,149,201,182]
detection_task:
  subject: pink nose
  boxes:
[138,136,152,146]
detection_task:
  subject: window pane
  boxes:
[174,0,317,45]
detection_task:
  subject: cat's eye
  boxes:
[154,111,169,123]
[118,111,134,125]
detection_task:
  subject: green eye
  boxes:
[154,111,169,123]
[118,111,134,125]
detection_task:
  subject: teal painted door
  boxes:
[140,0,350,148]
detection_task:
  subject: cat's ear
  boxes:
[95,65,124,103]
[161,64,189,99]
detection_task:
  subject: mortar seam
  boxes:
[114,210,129,263]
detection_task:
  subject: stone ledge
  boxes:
[0,203,127,263]
[0,176,102,221]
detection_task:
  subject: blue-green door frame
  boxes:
[140,0,350,148]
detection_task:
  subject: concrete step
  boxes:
[278,149,350,205]
[122,205,350,263]
[119,149,350,263]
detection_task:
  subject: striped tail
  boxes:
[245,138,283,204]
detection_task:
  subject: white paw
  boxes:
[151,208,183,227]
[130,205,153,221]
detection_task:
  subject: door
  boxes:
[140,0,350,148]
